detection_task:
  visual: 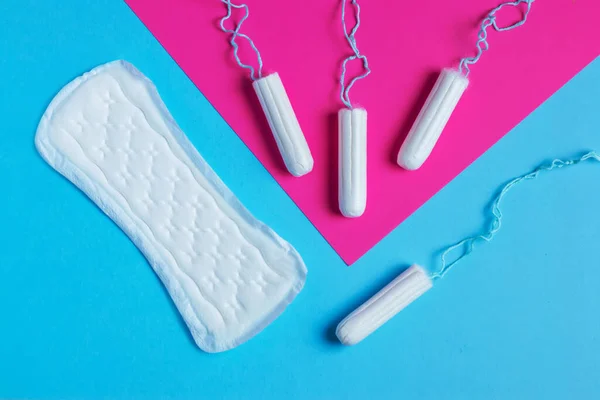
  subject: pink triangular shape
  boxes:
[126,0,599,264]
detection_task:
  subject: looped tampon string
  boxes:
[219,0,264,81]
[458,0,534,77]
[340,0,371,109]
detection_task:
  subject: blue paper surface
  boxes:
[1,1,599,398]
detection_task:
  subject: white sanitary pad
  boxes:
[35,60,307,352]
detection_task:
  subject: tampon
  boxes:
[339,108,367,218]
[336,265,432,345]
[253,73,314,177]
[397,69,469,170]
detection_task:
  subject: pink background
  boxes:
[125,0,599,264]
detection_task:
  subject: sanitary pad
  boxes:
[35,60,307,352]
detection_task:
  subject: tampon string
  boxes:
[458,0,534,77]
[432,151,600,280]
[340,0,371,109]
[219,0,264,81]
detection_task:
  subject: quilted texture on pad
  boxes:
[35,60,307,352]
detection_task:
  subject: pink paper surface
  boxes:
[125,0,599,264]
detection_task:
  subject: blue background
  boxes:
[1,1,599,398]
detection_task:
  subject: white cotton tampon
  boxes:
[336,265,432,346]
[253,73,314,177]
[397,69,469,170]
[339,108,367,218]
